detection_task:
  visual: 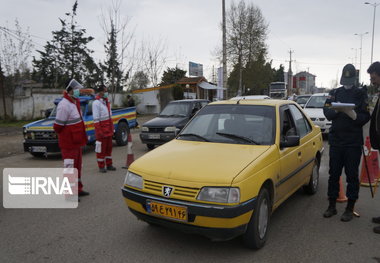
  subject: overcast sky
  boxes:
[1,0,379,89]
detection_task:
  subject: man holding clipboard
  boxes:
[323,64,370,222]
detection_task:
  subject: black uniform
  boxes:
[323,86,370,200]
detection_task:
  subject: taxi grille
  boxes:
[144,179,199,199]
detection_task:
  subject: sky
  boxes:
[0,0,379,89]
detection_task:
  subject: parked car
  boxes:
[295,94,312,108]
[23,89,137,157]
[139,99,209,150]
[230,95,271,100]
[303,93,330,134]
[123,99,324,249]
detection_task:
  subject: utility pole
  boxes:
[355,32,368,83]
[365,2,379,64]
[287,50,294,97]
[0,61,7,120]
[222,0,227,99]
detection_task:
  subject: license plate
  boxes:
[148,134,160,139]
[31,146,47,153]
[147,201,188,222]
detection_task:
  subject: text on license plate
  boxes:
[31,146,47,153]
[147,201,188,221]
[148,134,160,139]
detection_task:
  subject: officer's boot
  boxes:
[323,198,337,218]
[341,199,355,222]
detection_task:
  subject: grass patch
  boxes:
[0,119,38,128]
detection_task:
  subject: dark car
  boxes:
[140,99,209,150]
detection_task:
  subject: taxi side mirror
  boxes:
[280,135,300,148]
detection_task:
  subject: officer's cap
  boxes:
[66,79,83,91]
[340,64,357,85]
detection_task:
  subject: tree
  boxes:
[33,1,101,89]
[100,0,135,96]
[226,0,268,96]
[129,71,149,90]
[228,51,280,97]
[160,67,186,86]
[273,64,285,82]
[0,19,33,93]
[0,19,33,119]
[140,38,167,87]
[102,22,123,93]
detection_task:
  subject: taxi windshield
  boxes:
[178,104,276,145]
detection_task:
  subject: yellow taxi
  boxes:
[122,99,324,249]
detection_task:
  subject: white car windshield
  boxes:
[178,104,276,145]
[305,95,327,108]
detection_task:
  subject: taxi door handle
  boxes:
[298,152,302,157]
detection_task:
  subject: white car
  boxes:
[230,95,271,100]
[303,93,331,134]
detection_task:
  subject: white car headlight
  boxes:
[164,126,177,132]
[124,171,143,189]
[141,126,149,132]
[197,187,240,203]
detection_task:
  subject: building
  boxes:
[293,71,316,94]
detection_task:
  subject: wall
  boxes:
[13,89,63,120]
[134,90,160,114]
[11,88,129,120]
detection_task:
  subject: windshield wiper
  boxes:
[216,132,260,145]
[178,133,209,142]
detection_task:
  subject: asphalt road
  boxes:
[0,121,380,263]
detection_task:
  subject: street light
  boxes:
[354,32,369,83]
[365,2,380,64]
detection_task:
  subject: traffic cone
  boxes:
[337,176,348,203]
[122,133,134,169]
[360,136,378,187]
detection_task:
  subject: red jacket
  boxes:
[53,92,87,149]
[92,96,114,139]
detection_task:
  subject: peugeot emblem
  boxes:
[163,186,173,197]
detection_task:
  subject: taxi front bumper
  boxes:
[122,187,256,241]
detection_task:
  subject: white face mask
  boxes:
[344,85,353,89]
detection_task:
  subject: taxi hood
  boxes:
[130,139,271,185]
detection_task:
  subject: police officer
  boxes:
[367,61,380,233]
[323,64,370,222]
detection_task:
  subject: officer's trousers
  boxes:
[328,145,361,200]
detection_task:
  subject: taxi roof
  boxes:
[209,99,297,107]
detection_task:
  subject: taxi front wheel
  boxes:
[242,187,271,249]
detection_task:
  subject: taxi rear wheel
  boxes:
[303,160,319,195]
[242,187,271,249]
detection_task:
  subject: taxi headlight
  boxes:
[197,187,240,203]
[141,126,149,132]
[164,126,177,132]
[124,171,143,189]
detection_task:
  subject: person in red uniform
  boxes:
[93,85,116,173]
[53,79,89,199]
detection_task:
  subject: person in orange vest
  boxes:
[53,79,89,200]
[93,85,116,173]
[367,61,380,234]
